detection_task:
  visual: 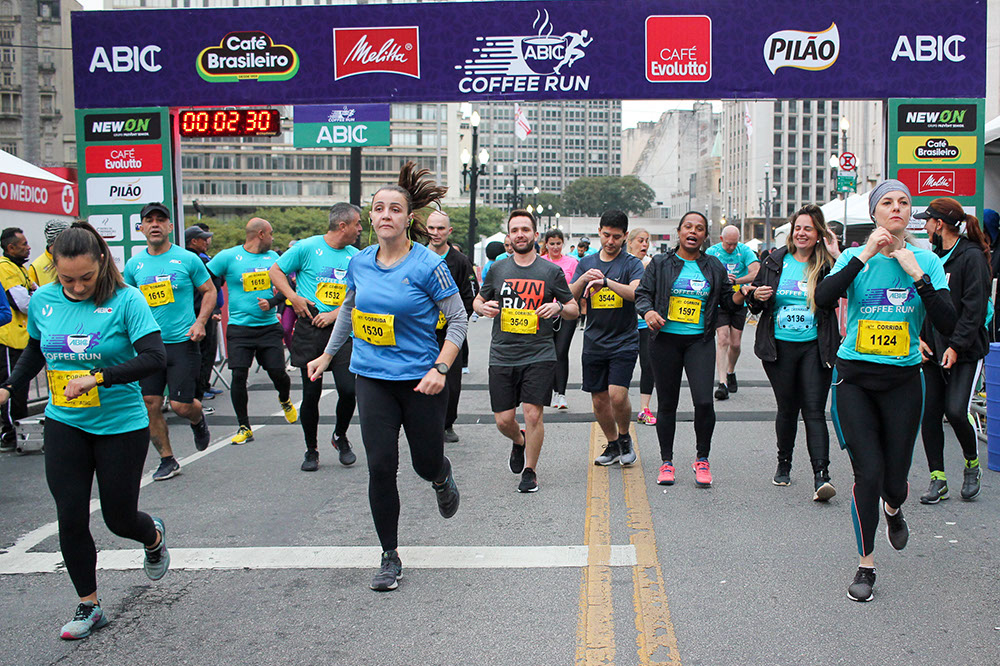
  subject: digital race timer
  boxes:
[177,108,281,138]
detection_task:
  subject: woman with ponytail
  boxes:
[307,163,468,591]
[914,197,991,505]
[0,221,169,638]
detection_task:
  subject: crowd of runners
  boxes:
[2,164,996,636]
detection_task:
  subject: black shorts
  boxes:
[581,349,639,393]
[715,306,747,331]
[226,323,286,370]
[139,340,200,403]
[488,362,556,412]
[290,315,335,368]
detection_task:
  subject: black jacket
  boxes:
[921,236,991,362]
[442,245,478,315]
[635,250,731,343]
[747,247,840,366]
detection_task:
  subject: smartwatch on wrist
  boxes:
[89,368,105,386]
[914,273,933,291]
[602,276,608,289]
[433,362,449,375]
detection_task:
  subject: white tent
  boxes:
[0,150,77,258]
[473,230,506,267]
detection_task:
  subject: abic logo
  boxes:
[763,23,839,74]
[89,45,161,73]
[198,31,299,83]
[892,35,965,62]
[333,27,420,80]
[645,15,712,83]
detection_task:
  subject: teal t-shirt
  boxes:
[662,259,711,335]
[207,246,280,327]
[28,283,160,435]
[830,244,948,366]
[773,253,817,343]
[123,244,211,344]
[706,242,759,279]
[275,235,358,313]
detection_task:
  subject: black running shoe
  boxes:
[847,567,876,602]
[333,434,357,466]
[300,449,319,472]
[594,438,620,466]
[152,457,180,481]
[518,467,538,493]
[443,427,459,443]
[883,503,909,551]
[813,472,836,502]
[726,372,738,393]
[433,463,460,518]
[370,550,402,591]
[619,434,637,466]
[919,477,949,504]
[961,463,982,501]
[509,429,526,474]
[714,383,729,400]
[190,417,211,451]
[773,460,791,486]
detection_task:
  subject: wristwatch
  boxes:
[433,362,449,375]
[913,273,933,291]
[89,368,105,386]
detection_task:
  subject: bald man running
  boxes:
[207,217,297,444]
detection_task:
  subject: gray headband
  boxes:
[868,180,911,220]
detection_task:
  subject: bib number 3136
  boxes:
[352,309,396,346]
[856,320,909,356]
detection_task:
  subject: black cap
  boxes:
[140,202,170,219]
[914,205,964,224]
[185,226,213,243]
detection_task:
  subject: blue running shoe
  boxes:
[144,517,170,581]
[60,602,109,640]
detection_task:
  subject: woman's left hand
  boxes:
[941,347,958,369]
[889,247,924,280]
[414,368,446,395]
[65,375,98,400]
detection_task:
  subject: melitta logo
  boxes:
[89,45,161,73]
[919,170,955,194]
[896,168,976,197]
[892,35,965,62]
[645,15,711,83]
[197,31,299,82]
[333,27,420,80]
[764,23,839,74]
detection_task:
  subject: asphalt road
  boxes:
[1,318,998,666]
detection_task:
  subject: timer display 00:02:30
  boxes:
[178,108,281,138]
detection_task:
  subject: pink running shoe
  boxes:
[692,458,712,487]
[638,408,657,426]
[657,462,675,486]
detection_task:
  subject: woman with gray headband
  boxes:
[815,180,956,602]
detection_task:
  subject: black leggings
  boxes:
[638,327,655,395]
[437,334,466,430]
[299,342,356,449]
[230,366,292,428]
[922,359,982,473]
[44,418,158,597]
[761,339,833,473]
[649,332,716,461]
[356,375,450,552]
[832,365,923,557]
[553,318,577,395]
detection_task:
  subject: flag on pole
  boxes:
[514,103,532,140]
[743,102,753,142]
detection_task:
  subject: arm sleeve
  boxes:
[101,331,167,388]
[634,257,658,316]
[323,290,355,356]
[7,285,30,313]
[814,254,862,309]
[3,336,45,393]
[437,291,468,350]
[918,285,956,338]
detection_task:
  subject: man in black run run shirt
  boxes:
[570,210,645,467]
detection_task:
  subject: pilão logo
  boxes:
[764,23,839,74]
[197,31,299,83]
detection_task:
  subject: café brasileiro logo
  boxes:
[197,31,299,82]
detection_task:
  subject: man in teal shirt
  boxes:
[123,202,216,481]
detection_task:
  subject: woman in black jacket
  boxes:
[915,197,992,504]
[745,204,841,501]
[635,211,730,488]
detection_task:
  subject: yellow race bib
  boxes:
[140,279,174,307]
[242,270,271,292]
[591,287,623,309]
[668,296,702,324]
[436,311,447,330]
[500,308,538,334]
[47,370,100,408]
[856,320,909,356]
[316,282,346,307]
[352,309,396,346]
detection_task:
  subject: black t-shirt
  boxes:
[572,251,645,354]
[480,254,574,366]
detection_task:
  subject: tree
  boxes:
[562,176,656,216]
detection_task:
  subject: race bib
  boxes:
[242,270,271,292]
[352,309,396,346]
[668,296,702,324]
[500,308,538,334]
[436,311,447,330]
[140,279,174,307]
[856,320,909,356]
[47,370,100,408]
[591,287,623,309]
[776,305,814,331]
[316,282,346,307]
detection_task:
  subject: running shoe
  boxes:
[657,462,675,486]
[443,427,459,443]
[813,472,836,502]
[462,367,470,374]
[333,434,357,466]
[553,393,569,410]
[919,474,949,504]
[773,460,791,486]
[202,391,216,401]
[144,517,169,581]
[60,601,109,640]
[693,458,712,487]
[280,400,298,424]
[883,502,908,551]
[847,567,876,602]
[509,429,526,473]
[370,550,402,591]
[619,433,637,466]
[230,426,254,445]
[202,406,216,416]
[637,407,657,425]
[961,460,982,501]
[726,372,738,394]
[433,462,460,518]
[300,449,319,472]
[152,457,180,481]
[190,417,211,451]
[714,383,729,400]
[594,438,621,466]
[208,387,224,395]
[518,467,539,493]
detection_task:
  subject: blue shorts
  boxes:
[581,349,639,393]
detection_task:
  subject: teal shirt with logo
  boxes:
[662,259,711,335]
[275,235,358,313]
[123,244,211,344]
[830,244,948,366]
[706,242,759,280]
[28,283,160,435]
[207,246,280,327]
[773,253,817,343]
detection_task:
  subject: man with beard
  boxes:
[0,227,32,450]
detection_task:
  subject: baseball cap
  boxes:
[140,202,170,219]
[185,226,213,243]
[578,237,591,246]
[913,204,964,224]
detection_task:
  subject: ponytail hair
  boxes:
[925,197,991,262]
[51,221,124,305]
[373,161,448,244]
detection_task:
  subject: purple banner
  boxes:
[72,0,987,108]
[293,104,390,124]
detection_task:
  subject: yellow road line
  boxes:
[575,423,616,665]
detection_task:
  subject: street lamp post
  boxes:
[461,111,490,263]
[763,162,772,250]
[840,115,850,245]
[533,186,539,211]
